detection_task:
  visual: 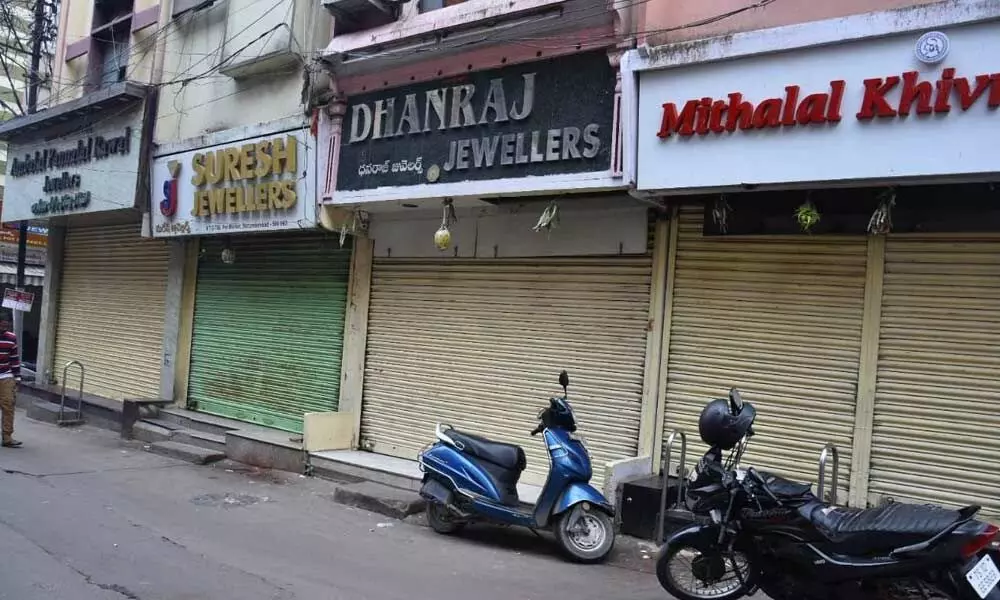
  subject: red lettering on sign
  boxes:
[656,100,698,138]
[655,69,998,140]
[857,76,900,119]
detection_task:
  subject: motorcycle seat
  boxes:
[758,471,816,501]
[799,501,964,556]
[446,429,527,472]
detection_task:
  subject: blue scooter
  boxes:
[417,371,615,563]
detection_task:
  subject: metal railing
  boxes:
[657,429,688,543]
[58,361,85,426]
[817,442,840,505]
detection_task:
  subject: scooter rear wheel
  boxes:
[426,502,465,534]
[554,508,615,563]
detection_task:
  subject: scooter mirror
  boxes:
[729,388,743,413]
[559,370,570,391]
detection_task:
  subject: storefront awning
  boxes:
[0,82,149,141]
[0,264,44,287]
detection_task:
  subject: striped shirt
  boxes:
[0,331,21,379]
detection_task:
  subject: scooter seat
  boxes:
[447,429,526,472]
[800,501,964,555]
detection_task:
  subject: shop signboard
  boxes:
[1,109,144,222]
[335,51,617,195]
[635,21,1000,191]
[150,127,317,237]
[2,289,34,312]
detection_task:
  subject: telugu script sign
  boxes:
[149,127,316,237]
[336,51,616,192]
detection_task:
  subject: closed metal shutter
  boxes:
[869,236,1000,521]
[361,257,652,487]
[54,223,169,400]
[662,207,867,497]
[187,234,351,433]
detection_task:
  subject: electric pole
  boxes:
[14,0,48,366]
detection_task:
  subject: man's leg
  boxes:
[0,378,20,447]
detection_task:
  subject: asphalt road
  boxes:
[0,413,667,600]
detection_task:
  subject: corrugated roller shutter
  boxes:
[54,223,169,400]
[187,234,351,433]
[869,236,1000,521]
[361,257,652,487]
[662,207,866,498]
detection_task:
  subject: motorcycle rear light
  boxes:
[961,524,999,559]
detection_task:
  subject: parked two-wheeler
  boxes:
[417,371,615,563]
[656,389,1000,600]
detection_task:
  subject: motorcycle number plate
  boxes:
[966,554,1000,599]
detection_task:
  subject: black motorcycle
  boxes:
[656,389,1000,600]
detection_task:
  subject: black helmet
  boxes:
[698,389,756,450]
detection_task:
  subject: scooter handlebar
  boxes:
[530,424,544,436]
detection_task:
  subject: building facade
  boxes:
[624,0,1000,520]
[316,0,658,488]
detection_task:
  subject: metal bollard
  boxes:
[657,429,688,543]
[59,361,85,426]
[817,443,840,505]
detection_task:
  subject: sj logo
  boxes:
[160,160,181,218]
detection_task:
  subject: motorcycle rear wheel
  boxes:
[656,543,756,600]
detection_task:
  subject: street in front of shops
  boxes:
[0,412,672,600]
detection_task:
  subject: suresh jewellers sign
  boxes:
[336,51,616,192]
[2,110,142,222]
[150,127,315,237]
[635,22,1000,191]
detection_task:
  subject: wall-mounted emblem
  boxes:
[160,160,181,217]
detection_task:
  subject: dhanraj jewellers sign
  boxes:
[635,22,1000,191]
[1,109,143,222]
[336,51,616,192]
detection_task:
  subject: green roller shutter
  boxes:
[187,233,352,433]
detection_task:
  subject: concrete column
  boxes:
[339,235,373,449]
[36,225,66,384]
[158,238,186,401]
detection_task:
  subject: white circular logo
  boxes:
[915,31,950,64]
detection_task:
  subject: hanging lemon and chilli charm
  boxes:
[434,198,458,251]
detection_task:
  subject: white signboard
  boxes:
[2,289,34,312]
[1,109,143,222]
[150,127,317,237]
[635,21,1000,192]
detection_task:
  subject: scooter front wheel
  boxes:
[554,508,615,563]
[426,502,465,534]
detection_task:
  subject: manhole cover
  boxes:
[190,493,262,508]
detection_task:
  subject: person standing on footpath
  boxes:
[0,313,23,447]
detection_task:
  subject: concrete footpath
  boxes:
[0,411,669,600]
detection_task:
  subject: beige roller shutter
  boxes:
[869,236,1000,521]
[662,206,867,498]
[361,257,652,487]
[54,223,169,400]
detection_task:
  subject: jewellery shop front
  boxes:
[0,84,168,402]
[325,50,658,487]
[151,120,352,434]
[629,16,1000,519]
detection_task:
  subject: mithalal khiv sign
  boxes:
[336,51,616,192]
[655,69,998,137]
[635,22,1000,191]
